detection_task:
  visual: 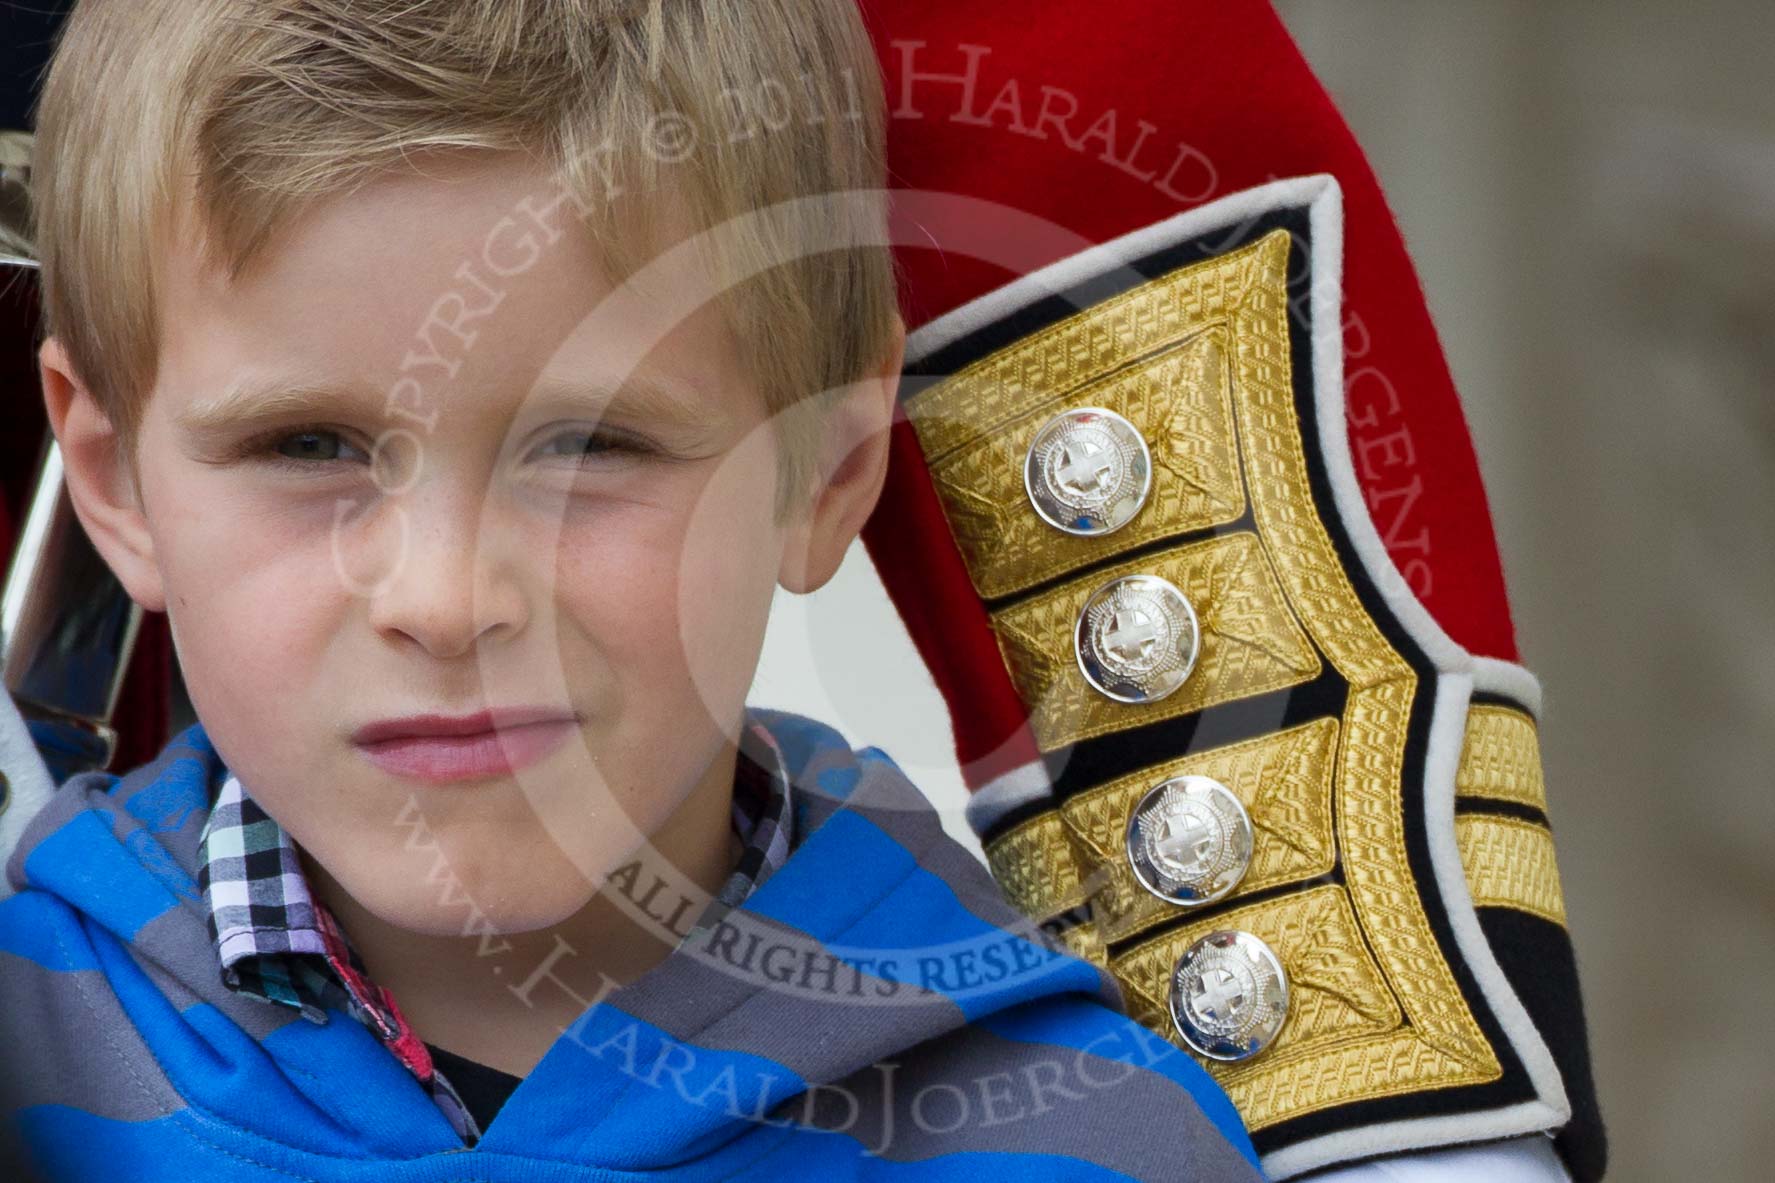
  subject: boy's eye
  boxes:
[534,428,650,464]
[248,426,372,469]
[275,429,362,463]
[237,425,657,473]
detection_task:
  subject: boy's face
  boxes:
[43,151,897,937]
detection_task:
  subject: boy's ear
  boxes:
[37,336,167,614]
[777,314,906,595]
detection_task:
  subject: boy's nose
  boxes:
[360,489,530,660]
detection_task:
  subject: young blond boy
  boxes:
[0,1,1260,1178]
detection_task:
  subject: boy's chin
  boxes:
[360,871,604,940]
[331,840,606,940]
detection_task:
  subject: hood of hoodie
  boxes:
[0,708,1241,1177]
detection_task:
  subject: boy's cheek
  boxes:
[544,503,778,738]
[678,452,784,693]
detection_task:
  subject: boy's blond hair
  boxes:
[31,0,897,515]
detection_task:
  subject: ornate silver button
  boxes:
[1023,406,1152,536]
[1073,573,1200,702]
[1167,930,1288,1062]
[1125,775,1253,907]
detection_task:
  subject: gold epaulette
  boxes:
[900,177,1576,1179]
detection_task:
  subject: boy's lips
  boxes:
[351,708,579,784]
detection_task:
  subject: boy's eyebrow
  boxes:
[176,372,726,439]
[176,378,380,438]
[526,372,725,431]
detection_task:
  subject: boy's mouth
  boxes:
[350,707,579,784]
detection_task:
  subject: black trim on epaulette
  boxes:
[1469,689,1537,717]
[1478,909,1609,1181]
[902,206,1314,386]
[977,516,1253,616]
[1454,798,1553,830]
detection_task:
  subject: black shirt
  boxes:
[424,1041,523,1133]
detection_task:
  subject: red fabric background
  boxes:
[856,0,1519,788]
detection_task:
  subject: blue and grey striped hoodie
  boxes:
[0,708,1261,1181]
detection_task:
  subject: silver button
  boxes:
[1167,930,1288,1062]
[1073,573,1200,702]
[1125,775,1253,907]
[1023,406,1152,536]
